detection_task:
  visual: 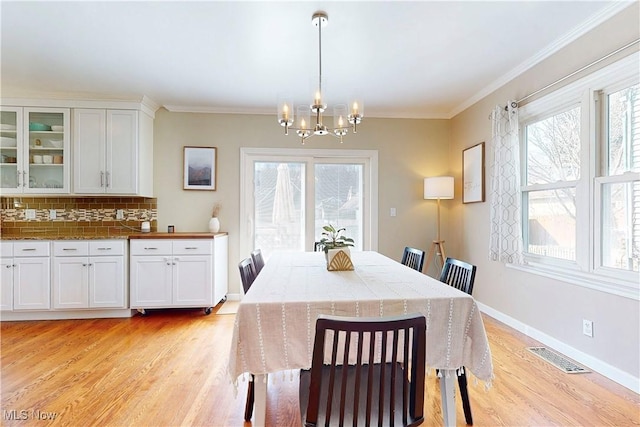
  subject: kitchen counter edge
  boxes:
[1,232,228,241]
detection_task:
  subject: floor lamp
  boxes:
[424,176,454,274]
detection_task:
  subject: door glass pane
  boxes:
[28,111,65,189]
[601,181,640,272]
[254,162,305,258]
[525,107,581,185]
[0,110,19,189]
[526,188,576,261]
[314,163,363,250]
[607,83,639,175]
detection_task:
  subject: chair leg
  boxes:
[244,374,255,421]
[457,370,473,425]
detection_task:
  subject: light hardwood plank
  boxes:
[1,309,638,426]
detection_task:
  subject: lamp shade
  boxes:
[424,176,454,200]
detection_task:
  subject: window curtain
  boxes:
[489,102,524,264]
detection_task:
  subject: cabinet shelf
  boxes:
[29,131,64,135]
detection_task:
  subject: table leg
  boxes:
[254,374,267,427]
[440,370,457,427]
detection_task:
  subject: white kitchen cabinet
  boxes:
[1,241,51,311]
[52,240,125,309]
[0,242,14,311]
[0,106,70,194]
[130,235,228,314]
[73,108,153,196]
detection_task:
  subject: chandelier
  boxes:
[277,11,363,144]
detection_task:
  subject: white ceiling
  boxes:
[0,1,632,119]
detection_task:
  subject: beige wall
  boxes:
[153,111,452,294]
[450,4,639,382]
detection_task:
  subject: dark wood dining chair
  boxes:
[238,257,257,294]
[250,249,265,275]
[238,257,257,420]
[439,257,477,425]
[314,241,325,252]
[300,313,427,427]
[401,246,426,272]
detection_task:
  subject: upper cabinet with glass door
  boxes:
[0,107,23,191]
[0,107,70,194]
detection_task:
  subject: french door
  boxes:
[240,148,378,259]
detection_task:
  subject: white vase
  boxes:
[208,217,220,233]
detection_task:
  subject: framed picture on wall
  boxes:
[183,146,217,190]
[462,142,485,203]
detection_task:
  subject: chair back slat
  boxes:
[401,247,425,272]
[238,258,256,294]
[301,314,426,427]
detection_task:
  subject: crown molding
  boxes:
[449,1,636,118]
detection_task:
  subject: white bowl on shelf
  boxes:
[0,137,17,147]
[50,125,64,132]
[45,139,63,148]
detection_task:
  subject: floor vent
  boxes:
[526,347,590,374]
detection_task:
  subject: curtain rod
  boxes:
[503,38,640,111]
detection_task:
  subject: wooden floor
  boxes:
[1,306,639,427]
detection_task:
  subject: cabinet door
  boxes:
[0,107,23,193]
[130,256,172,308]
[106,110,138,194]
[73,109,106,193]
[90,256,125,308]
[13,257,50,310]
[173,255,212,306]
[52,257,89,309]
[24,107,70,194]
[1,259,14,311]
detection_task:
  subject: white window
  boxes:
[519,53,639,299]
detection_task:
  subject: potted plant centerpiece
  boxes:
[319,224,355,271]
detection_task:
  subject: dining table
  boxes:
[227,250,493,426]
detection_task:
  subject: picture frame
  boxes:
[462,142,485,203]
[183,146,217,190]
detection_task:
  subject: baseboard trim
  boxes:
[477,302,639,394]
[1,309,135,321]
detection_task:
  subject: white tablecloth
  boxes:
[228,251,493,384]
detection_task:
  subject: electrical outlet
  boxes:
[116,209,124,220]
[583,319,593,337]
[25,209,36,220]
[49,209,56,220]
[390,207,396,217]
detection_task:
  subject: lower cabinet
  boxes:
[129,236,228,313]
[1,241,51,311]
[52,240,125,309]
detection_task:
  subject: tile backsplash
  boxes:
[0,196,157,238]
